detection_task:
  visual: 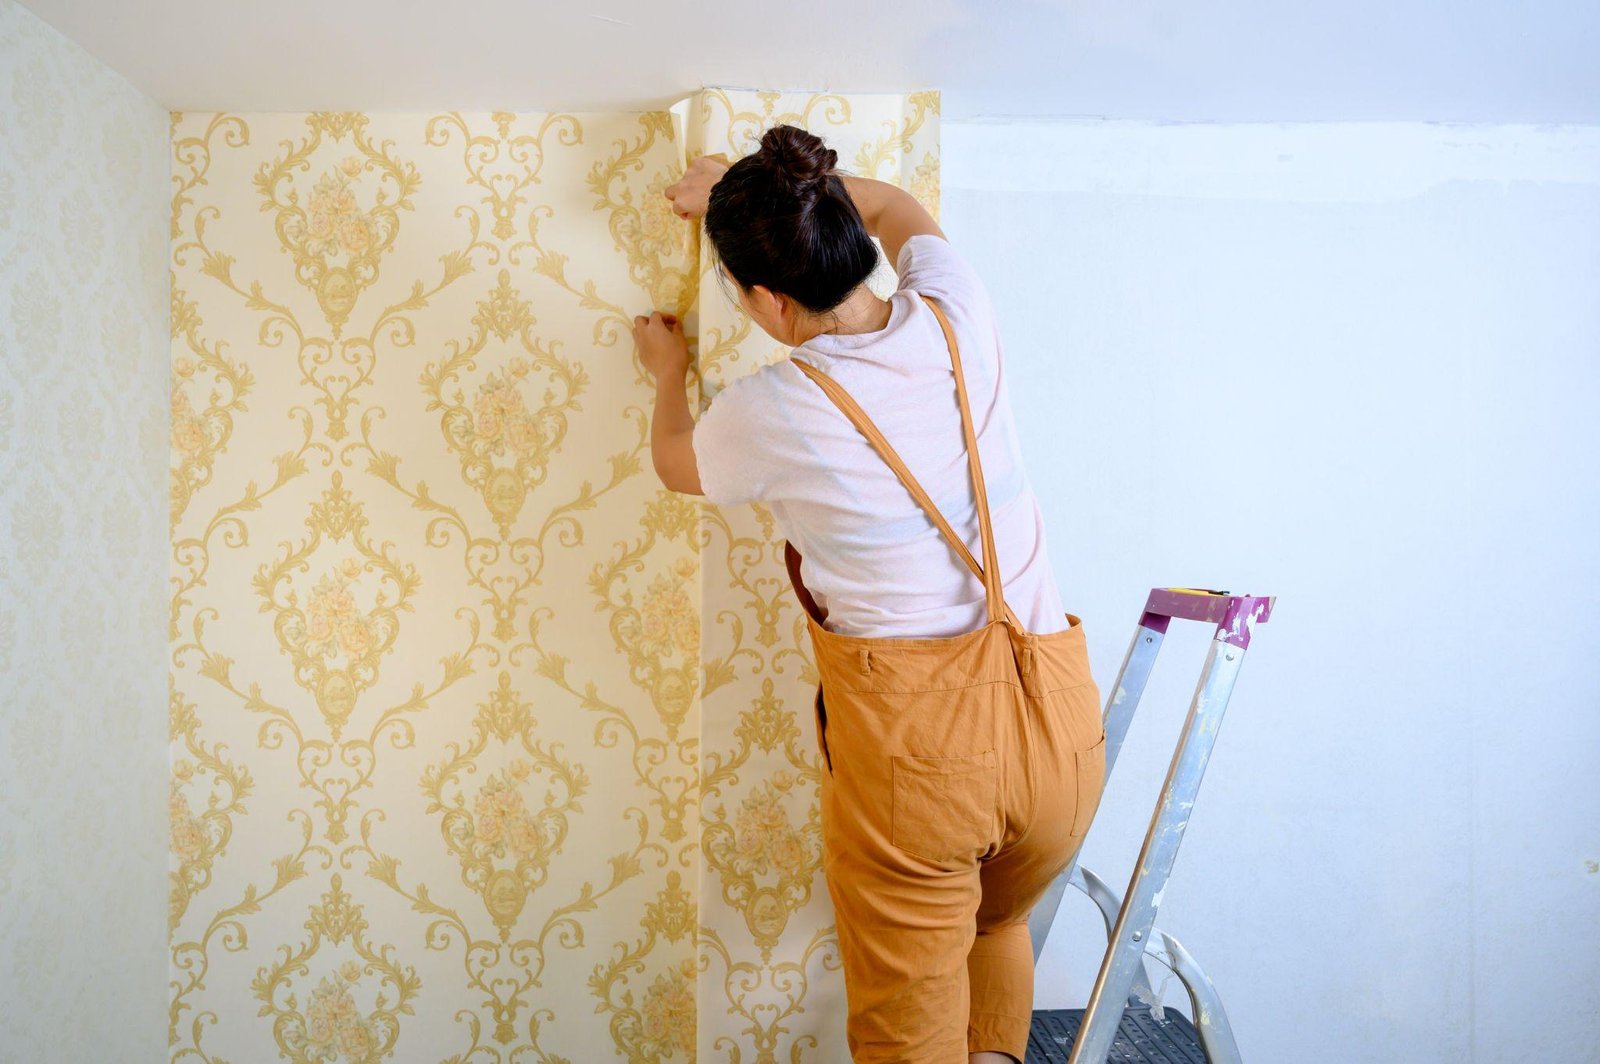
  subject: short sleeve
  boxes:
[894,233,996,325]
[692,374,768,506]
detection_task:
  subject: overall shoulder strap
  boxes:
[788,293,1014,628]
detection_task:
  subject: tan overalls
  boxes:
[784,293,1109,1063]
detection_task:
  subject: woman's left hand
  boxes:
[664,153,730,220]
[632,311,689,382]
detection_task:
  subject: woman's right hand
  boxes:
[664,153,730,220]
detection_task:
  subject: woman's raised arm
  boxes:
[835,175,945,272]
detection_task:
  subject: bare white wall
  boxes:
[0,1,169,1060]
[942,116,1600,1062]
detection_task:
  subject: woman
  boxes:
[632,125,1107,1064]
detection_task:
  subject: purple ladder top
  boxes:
[1139,587,1276,649]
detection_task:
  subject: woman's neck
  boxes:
[796,286,892,343]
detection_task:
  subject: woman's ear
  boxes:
[748,284,776,317]
[747,284,789,341]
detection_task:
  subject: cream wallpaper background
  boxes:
[0,0,172,1060]
[167,91,937,1062]
[678,90,939,1064]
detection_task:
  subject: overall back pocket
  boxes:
[890,748,998,863]
[1071,732,1107,838]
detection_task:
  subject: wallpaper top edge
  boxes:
[165,87,941,123]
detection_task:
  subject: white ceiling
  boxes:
[18,0,1600,123]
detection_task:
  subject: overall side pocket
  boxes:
[812,685,832,776]
[890,748,997,863]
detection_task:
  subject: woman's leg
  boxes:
[964,913,1037,1061]
[821,822,987,1061]
[965,678,1103,1061]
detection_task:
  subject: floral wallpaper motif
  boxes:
[167,90,935,1062]
[0,0,171,1060]
[681,89,940,1062]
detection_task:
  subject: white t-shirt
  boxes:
[692,233,1068,639]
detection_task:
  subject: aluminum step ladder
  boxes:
[1026,587,1276,1064]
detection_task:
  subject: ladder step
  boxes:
[1027,1006,1206,1064]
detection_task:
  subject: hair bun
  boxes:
[757,124,837,198]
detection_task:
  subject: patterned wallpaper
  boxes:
[680,89,940,1064]
[0,0,172,1060]
[165,91,936,1061]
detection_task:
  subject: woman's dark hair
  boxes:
[704,124,879,315]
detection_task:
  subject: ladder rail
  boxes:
[1028,587,1273,1064]
[1069,866,1159,1007]
[1065,865,1243,1061]
[1028,620,1167,962]
[1068,627,1246,1064]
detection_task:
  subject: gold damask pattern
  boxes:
[169,90,936,1063]
[681,89,940,1063]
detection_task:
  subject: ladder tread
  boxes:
[1027,1006,1206,1064]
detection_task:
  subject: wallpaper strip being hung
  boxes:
[167,88,937,1063]
[678,88,941,1063]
